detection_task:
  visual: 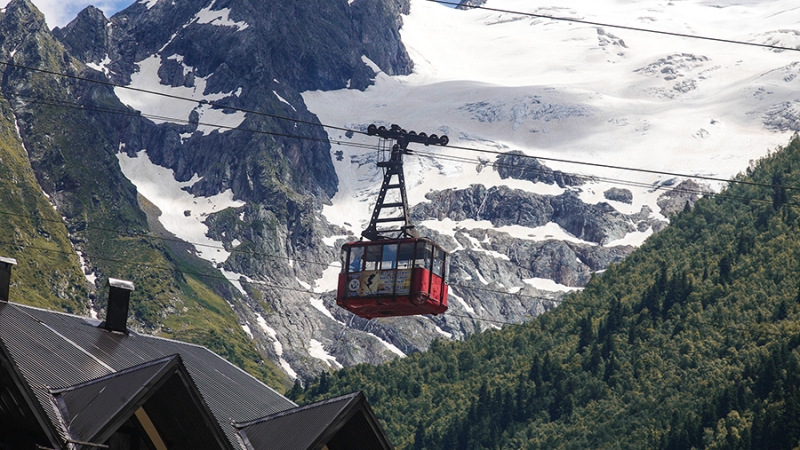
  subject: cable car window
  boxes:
[365,245,381,271]
[443,253,450,283]
[414,241,432,269]
[432,247,444,277]
[381,244,398,270]
[397,243,414,269]
[348,246,364,273]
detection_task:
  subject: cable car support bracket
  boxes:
[361,124,449,241]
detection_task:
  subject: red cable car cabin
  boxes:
[337,238,449,319]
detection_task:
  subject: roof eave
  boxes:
[0,335,65,449]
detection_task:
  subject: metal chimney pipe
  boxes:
[102,278,135,333]
[0,257,17,302]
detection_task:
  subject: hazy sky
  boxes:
[3,0,133,28]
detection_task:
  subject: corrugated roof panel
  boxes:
[23,308,296,418]
[52,356,176,443]
[1,302,296,449]
[0,303,114,444]
[236,393,361,450]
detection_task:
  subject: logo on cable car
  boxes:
[348,279,361,291]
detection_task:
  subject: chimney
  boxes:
[102,278,135,333]
[0,257,17,302]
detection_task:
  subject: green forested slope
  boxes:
[292,136,800,449]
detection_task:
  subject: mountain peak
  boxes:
[2,0,48,34]
[53,5,111,65]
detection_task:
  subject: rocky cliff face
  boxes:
[49,0,432,380]
[0,0,708,385]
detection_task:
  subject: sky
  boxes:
[2,0,133,28]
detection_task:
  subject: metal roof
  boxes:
[52,356,176,443]
[0,301,296,449]
[234,392,394,450]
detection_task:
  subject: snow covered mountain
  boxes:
[2,0,800,384]
[299,0,800,369]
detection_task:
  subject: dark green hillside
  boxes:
[292,136,800,449]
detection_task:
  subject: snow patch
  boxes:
[296,277,311,290]
[273,91,297,111]
[115,55,245,135]
[280,359,298,380]
[77,252,97,285]
[449,291,475,314]
[361,55,382,74]
[309,297,337,322]
[116,150,245,271]
[308,339,343,369]
[241,323,253,339]
[433,324,453,338]
[140,0,159,9]
[86,55,113,76]
[604,227,654,247]
[256,314,297,379]
[219,268,251,296]
[423,218,595,246]
[322,234,349,247]
[376,336,406,357]
[313,263,341,293]
[523,277,581,293]
[87,298,99,319]
[463,233,510,260]
[194,5,249,31]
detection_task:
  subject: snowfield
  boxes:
[302,0,800,293]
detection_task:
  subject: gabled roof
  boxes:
[51,355,178,445]
[50,354,232,450]
[234,391,394,450]
[0,301,296,449]
[0,300,396,450]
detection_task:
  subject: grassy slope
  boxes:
[294,136,800,449]
[0,97,87,311]
[0,2,288,391]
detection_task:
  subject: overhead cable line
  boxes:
[5,65,800,193]
[411,149,779,205]
[4,236,791,339]
[439,142,800,192]
[0,210,340,268]
[0,238,326,296]
[10,90,377,151]
[0,59,359,134]
[1,142,790,276]
[427,0,800,53]
[15,87,800,198]
[1,99,795,273]
[0,11,797,193]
